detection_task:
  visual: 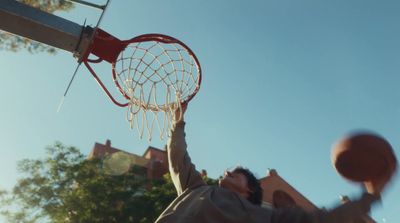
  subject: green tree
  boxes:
[0,142,218,223]
[0,142,147,223]
[135,174,176,223]
[0,0,74,53]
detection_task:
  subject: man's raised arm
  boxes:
[167,105,206,195]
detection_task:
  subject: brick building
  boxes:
[259,169,374,223]
[88,139,168,180]
[260,169,317,210]
[88,140,375,222]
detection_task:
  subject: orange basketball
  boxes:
[332,132,397,182]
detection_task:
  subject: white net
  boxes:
[113,38,201,141]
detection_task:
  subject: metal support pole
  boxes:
[0,0,92,54]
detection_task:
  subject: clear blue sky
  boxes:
[0,0,399,222]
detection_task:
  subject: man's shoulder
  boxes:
[183,184,214,194]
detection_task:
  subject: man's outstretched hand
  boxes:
[173,103,188,122]
[363,168,395,197]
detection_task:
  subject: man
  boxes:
[156,105,391,223]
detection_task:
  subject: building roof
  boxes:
[88,139,149,167]
[143,145,166,156]
[260,169,318,211]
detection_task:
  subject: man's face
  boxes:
[219,170,250,198]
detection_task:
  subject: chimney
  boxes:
[268,168,278,177]
[105,139,111,148]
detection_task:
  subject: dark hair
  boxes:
[233,167,263,206]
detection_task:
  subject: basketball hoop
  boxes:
[81,29,202,141]
[0,0,201,140]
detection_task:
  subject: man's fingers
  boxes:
[364,171,393,195]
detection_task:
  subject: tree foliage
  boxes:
[0,0,74,53]
[0,143,154,222]
[0,142,218,223]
